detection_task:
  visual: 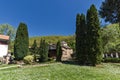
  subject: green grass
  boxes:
[0,63,120,80]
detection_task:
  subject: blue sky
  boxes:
[0,0,104,36]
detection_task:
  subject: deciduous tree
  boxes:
[0,24,16,40]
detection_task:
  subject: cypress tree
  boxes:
[31,40,37,61]
[75,13,87,64]
[38,39,48,62]
[80,14,87,64]
[14,22,29,60]
[56,41,62,62]
[86,4,102,66]
[75,14,81,61]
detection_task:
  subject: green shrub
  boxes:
[104,58,120,63]
[23,55,34,64]
[14,23,29,60]
[48,58,56,63]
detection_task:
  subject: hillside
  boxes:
[9,35,75,52]
[29,35,75,46]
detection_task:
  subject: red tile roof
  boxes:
[0,35,9,40]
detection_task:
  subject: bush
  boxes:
[23,55,34,64]
[104,58,120,63]
[48,58,56,63]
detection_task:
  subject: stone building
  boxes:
[48,41,73,61]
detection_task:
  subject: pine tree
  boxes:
[87,4,103,66]
[14,22,29,60]
[38,39,48,62]
[56,41,62,62]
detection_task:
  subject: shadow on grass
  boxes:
[61,60,99,67]
[61,60,80,66]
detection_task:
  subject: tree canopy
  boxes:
[0,24,16,40]
[101,24,120,53]
[99,0,120,24]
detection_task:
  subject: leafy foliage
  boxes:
[0,24,16,41]
[23,55,34,64]
[101,24,120,53]
[14,22,29,60]
[104,58,120,63]
[99,0,120,24]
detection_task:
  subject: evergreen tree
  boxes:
[80,14,87,64]
[75,14,81,61]
[38,39,48,62]
[14,22,29,60]
[56,41,62,62]
[87,4,102,66]
[30,40,37,61]
[75,13,87,64]
[99,0,120,26]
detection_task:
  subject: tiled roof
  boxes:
[0,35,9,40]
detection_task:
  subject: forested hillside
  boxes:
[29,35,75,48]
[29,35,75,45]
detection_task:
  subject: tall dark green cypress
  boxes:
[75,14,81,61]
[76,13,87,64]
[87,4,102,66]
[56,41,62,62]
[80,14,87,64]
[31,40,37,54]
[14,22,29,60]
[38,39,48,62]
[31,40,37,61]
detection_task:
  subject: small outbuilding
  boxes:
[0,34,10,64]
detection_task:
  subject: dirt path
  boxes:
[0,62,62,70]
[0,65,20,70]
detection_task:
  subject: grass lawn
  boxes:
[0,63,119,80]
